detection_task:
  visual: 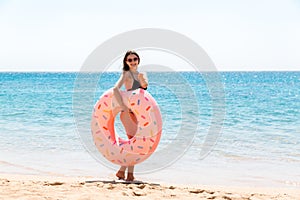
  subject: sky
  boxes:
[0,0,300,71]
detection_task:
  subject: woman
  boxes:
[113,50,148,181]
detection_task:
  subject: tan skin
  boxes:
[113,53,148,181]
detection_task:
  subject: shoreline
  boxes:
[1,173,299,200]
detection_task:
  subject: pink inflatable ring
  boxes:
[91,88,162,166]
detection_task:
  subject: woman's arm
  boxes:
[113,71,129,111]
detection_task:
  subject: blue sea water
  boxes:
[0,72,299,187]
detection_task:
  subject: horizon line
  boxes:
[1,70,299,73]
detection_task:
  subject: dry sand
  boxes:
[1,174,299,200]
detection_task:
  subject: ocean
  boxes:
[0,72,299,188]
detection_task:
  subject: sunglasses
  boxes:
[126,57,138,62]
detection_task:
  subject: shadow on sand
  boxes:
[85,179,160,186]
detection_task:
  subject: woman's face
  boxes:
[126,54,139,71]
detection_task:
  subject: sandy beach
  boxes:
[0,174,299,200]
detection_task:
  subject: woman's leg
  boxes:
[120,111,137,139]
[118,112,137,181]
[116,166,126,179]
[126,166,135,181]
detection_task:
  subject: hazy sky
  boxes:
[0,0,299,71]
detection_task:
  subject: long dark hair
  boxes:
[122,50,140,71]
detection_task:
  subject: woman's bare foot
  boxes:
[126,172,135,181]
[116,170,125,180]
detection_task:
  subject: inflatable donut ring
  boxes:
[91,88,162,166]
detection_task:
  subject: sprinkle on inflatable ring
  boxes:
[91,88,162,166]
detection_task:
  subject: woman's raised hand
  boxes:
[138,73,148,88]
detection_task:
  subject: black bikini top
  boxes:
[127,71,147,91]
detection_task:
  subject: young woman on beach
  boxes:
[113,50,148,181]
